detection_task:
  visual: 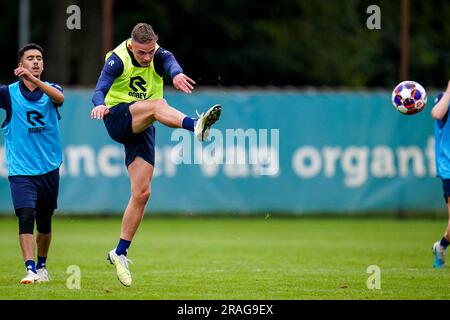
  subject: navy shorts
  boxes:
[8,168,60,212]
[443,179,450,202]
[103,102,156,167]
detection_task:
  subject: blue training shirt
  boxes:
[92,46,183,107]
[434,93,450,179]
[0,81,63,176]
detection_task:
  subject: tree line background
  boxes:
[0,0,449,89]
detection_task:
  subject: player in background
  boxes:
[90,23,221,287]
[431,80,450,268]
[0,44,64,283]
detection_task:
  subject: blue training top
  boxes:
[0,81,63,176]
[434,93,450,179]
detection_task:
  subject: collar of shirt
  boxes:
[19,80,44,102]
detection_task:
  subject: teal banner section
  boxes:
[0,89,443,214]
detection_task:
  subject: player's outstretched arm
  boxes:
[154,47,196,94]
[14,67,64,105]
[432,80,450,120]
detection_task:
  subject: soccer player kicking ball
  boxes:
[0,44,64,283]
[91,23,221,287]
[431,80,450,268]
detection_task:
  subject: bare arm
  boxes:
[14,67,64,105]
[432,80,450,120]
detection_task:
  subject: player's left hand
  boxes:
[173,73,196,94]
[14,67,37,83]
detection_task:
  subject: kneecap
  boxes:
[16,208,35,234]
[36,212,53,234]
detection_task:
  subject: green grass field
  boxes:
[0,216,449,300]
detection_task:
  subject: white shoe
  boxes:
[433,241,446,268]
[37,268,50,282]
[194,104,222,141]
[20,270,40,284]
[107,249,132,287]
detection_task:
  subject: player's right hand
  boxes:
[14,67,37,83]
[91,105,110,120]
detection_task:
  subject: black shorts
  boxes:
[443,179,450,202]
[103,102,156,167]
[8,168,60,212]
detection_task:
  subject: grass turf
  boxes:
[0,216,449,300]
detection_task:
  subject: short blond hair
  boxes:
[131,23,158,43]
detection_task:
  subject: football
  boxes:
[391,81,427,115]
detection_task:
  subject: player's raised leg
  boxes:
[129,98,221,141]
[129,98,186,132]
[107,157,153,287]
